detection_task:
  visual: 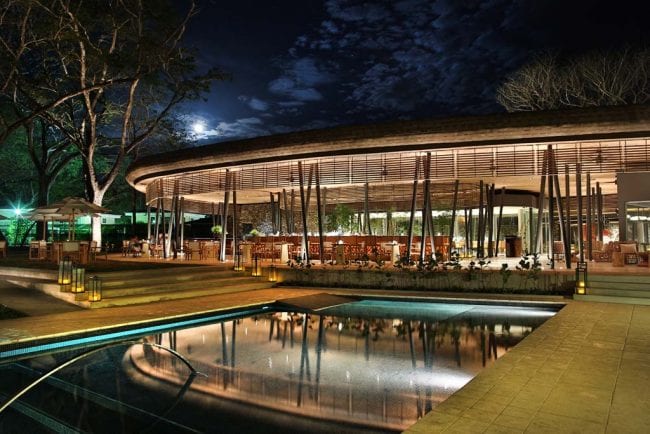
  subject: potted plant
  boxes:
[211,225,222,239]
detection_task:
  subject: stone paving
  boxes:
[1,268,650,433]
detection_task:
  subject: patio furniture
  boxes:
[61,241,81,263]
[90,241,108,261]
[619,242,639,265]
[185,241,202,260]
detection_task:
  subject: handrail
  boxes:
[0,341,204,415]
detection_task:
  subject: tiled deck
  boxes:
[1,261,649,433]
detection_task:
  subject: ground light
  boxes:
[251,255,262,277]
[71,265,85,293]
[58,256,72,290]
[88,276,102,302]
[575,262,588,295]
[267,264,277,282]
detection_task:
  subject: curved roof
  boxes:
[127,104,650,189]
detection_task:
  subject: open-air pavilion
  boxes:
[126,105,650,269]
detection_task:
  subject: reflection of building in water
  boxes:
[130,303,556,431]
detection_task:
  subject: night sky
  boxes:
[183,0,649,143]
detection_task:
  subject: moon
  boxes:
[192,121,206,134]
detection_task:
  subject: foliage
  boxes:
[326,204,355,233]
[0,0,227,242]
[499,263,512,291]
[496,48,650,112]
[211,225,223,234]
[516,253,542,289]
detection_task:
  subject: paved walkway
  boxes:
[1,274,649,433]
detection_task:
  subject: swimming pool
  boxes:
[0,298,562,433]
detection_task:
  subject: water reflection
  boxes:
[131,302,557,431]
[0,301,558,432]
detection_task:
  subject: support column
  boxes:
[298,162,310,264]
[586,172,592,260]
[596,182,604,242]
[495,187,505,257]
[364,182,372,235]
[315,164,325,264]
[576,164,584,263]
[449,180,459,258]
[220,170,230,261]
[477,180,484,258]
[406,156,420,263]
[535,148,548,254]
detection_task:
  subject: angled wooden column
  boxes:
[564,164,572,262]
[297,161,310,264]
[586,172,593,260]
[233,177,238,262]
[477,180,484,258]
[178,196,185,251]
[419,153,432,264]
[315,163,325,264]
[549,149,569,269]
[596,182,604,242]
[406,156,420,263]
[463,208,470,257]
[364,182,372,235]
[468,207,474,258]
[495,187,505,256]
[487,184,495,257]
[548,147,555,267]
[282,189,290,234]
[535,149,548,254]
[269,193,276,234]
[290,190,296,234]
[576,164,584,263]
[220,170,230,262]
[449,180,460,257]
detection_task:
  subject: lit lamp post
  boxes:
[88,276,102,302]
[71,265,85,293]
[58,256,73,291]
[575,262,588,295]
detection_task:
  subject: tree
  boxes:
[496,48,650,112]
[2,0,225,243]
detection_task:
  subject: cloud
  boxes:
[238,95,270,111]
[268,57,333,102]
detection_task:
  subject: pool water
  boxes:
[0,299,561,433]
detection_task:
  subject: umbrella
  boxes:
[26,210,70,240]
[33,197,109,240]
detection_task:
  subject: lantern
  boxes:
[251,254,262,277]
[234,252,244,271]
[58,256,73,290]
[71,265,85,293]
[575,262,588,295]
[88,276,102,302]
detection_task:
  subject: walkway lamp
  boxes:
[58,256,73,290]
[71,265,85,293]
[575,262,588,295]
[88,276,102,302]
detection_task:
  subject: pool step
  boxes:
[574,273,650,304]
[1,266,275,309]
[89,280,275,308]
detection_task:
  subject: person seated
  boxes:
[128,235,141,256]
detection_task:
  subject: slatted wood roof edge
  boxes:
[127,104,650,190]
